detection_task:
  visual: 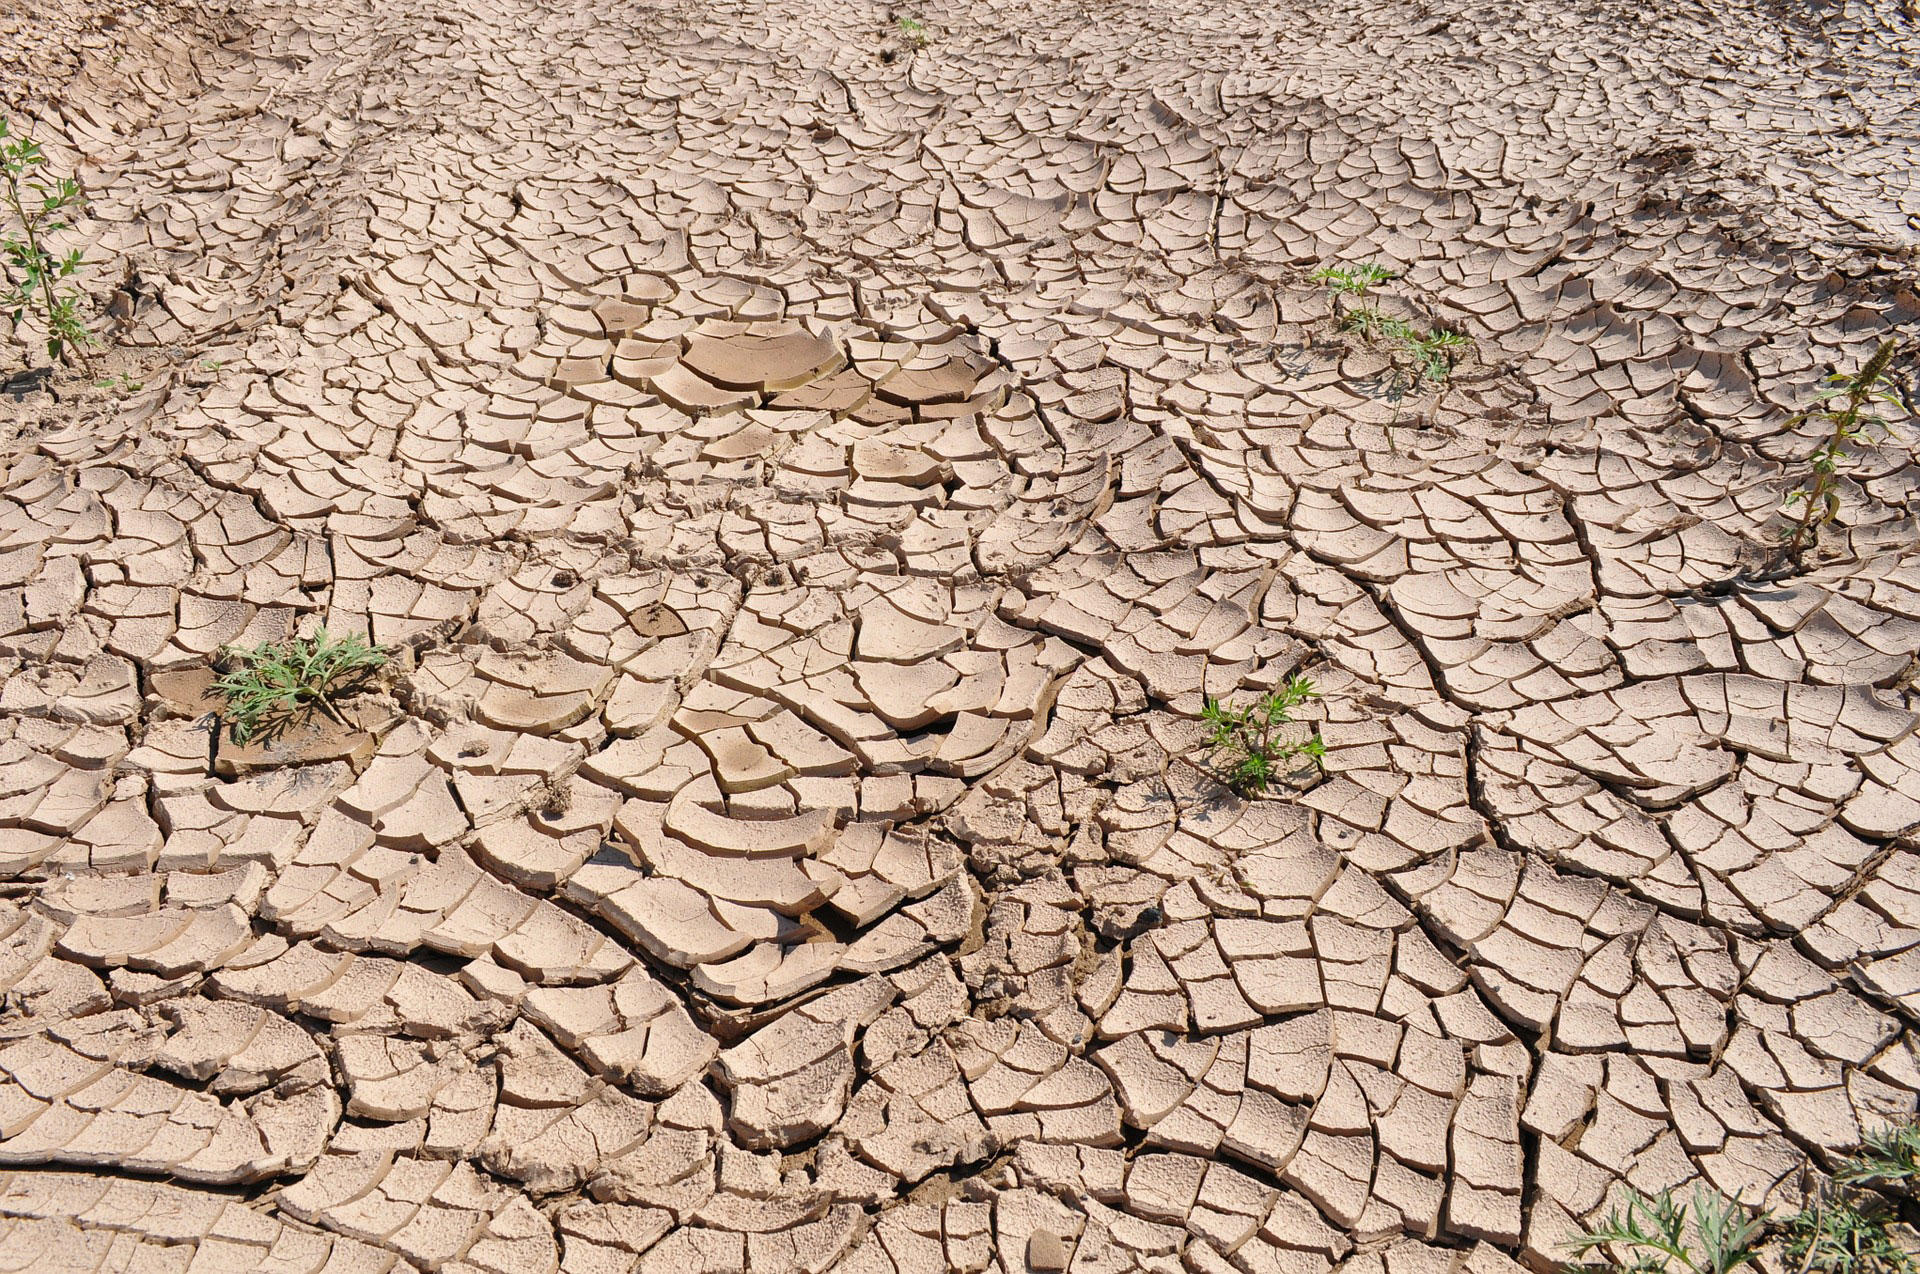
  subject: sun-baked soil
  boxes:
[1,0,1919,1269]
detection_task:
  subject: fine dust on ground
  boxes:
[1,0,1919,1270]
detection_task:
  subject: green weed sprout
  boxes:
[1566,1186,1766,1274]
[1368,317,1469,385]
[1400,327,1469,383]
[1312,262,1396,298]
[897,15,928,44]
[214,627,388,743]
[1311,263,1469,384]
[1,118,91,367]
[1313,262,1397,336]
[1200,676,1325,796]
[1781,338,1904,569]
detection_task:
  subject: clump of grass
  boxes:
[1780,338,1904,570]
[897,15,929,44]
[1200,675,1325,796]
[214,627,388,743]
[2,118,91,368]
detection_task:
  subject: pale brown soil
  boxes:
[1,0,1919,1270]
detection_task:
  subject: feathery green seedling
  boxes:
[897,15,929,44]
[1566,1186,1767,1274]
[2,119,90,367]
[1312,263,1471,387]
[1312,262,1396,300]
[1781,339,1904,569]
[1313,262,1398,338]
[214,627,388,743]
[1200,676,1325,796]
[1399,327,1469,384]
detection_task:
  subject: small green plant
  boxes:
[1312,262,1396,300]
[1368,317,1470,387]
[214,627,389,743]
[897,15,928,43]
[1200,675,1325,796]
[1567,1186,1767,1274]
[1345,306,1399,341]
[1313,263,1470,387]
[94,372,142,393]
[1313,262,1398,336]
[2,118,91,367]
[1780,338,1904,569]
[1398,326,1469,384]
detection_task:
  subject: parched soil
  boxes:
[2,0,1919,1269]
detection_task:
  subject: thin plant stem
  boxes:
[2,124,91,370]
[1784,339,1898,569]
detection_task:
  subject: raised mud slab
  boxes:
[0,0,1918,1269]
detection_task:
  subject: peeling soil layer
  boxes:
[2,0,1920,1269]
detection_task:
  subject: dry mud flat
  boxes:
[2,0,1920,1270]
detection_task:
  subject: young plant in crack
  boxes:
[1312,262,1398,336]
[1313,262,1471,402]
[1,118,91,368]
[896,15,929,46]
[1200,675,1325,797]
[1780,338,1905,570]
[1398,325,1469,386]
[1362,318,1471,449]
[214,627,389,743]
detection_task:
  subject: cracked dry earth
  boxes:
[4,0,1920,1270]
